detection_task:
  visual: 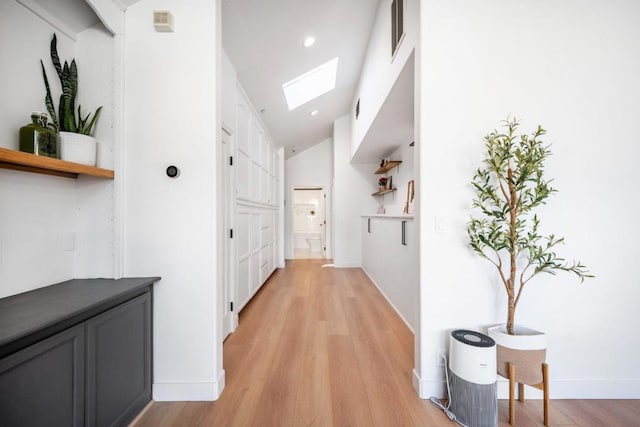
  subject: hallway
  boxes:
[136,259,444,425]
[134,260,640,426]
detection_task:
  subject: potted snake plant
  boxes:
[467,117,592,386]
[41,34,102,166]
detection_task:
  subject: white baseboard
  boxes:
[413,371,640,400]
[497,378,640,399]
[413,370,446,399]
[153,370,225,401]
[361,267,414,333]
[333,260,361,268]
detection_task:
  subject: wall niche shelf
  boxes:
[372,188,397,196]
[374,160,402,174]
[0,147,114,179]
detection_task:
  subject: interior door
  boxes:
[320,189,326,258]
[221,128,235,339]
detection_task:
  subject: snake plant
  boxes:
[41,34,102,135]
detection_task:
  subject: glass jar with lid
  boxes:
[19,111,58,158]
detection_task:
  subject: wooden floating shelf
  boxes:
[0,147,114,179]
[371,188,397,196]
[374,160,402,175]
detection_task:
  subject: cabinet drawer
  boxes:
[260,227,271,246]
[260,261,271,284]
[260,245,270,267]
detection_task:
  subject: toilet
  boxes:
[307,237,323,253]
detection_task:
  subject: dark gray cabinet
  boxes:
[86,293,151,427]
[0,277,158,427]
[0,324,86,427]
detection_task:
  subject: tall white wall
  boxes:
[284,138,333,259]
[123,0,223,401]
[0,2,115,298]
[351,0,418,156]
[415,0,640,398]
[333,115,378,267]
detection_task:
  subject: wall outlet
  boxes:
[436,349,447,367]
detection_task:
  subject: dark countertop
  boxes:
[0,277,160,358]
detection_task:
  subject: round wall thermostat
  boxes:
[166,165,180,178]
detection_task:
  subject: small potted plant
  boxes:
[378,176,388,189]
[467,117,592,386]
[41,34,102,166]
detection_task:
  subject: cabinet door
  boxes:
[86,293,151,427]
[0,325,85,427]
[237,210,252,309]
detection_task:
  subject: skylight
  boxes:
[282,57,338,111]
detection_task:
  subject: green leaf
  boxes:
[40,60,58,131]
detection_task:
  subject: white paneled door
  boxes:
[221,129,236,339]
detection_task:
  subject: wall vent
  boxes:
[153,11,174,32]
[391,0,405,56]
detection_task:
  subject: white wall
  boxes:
[333,115,379,267]
[284,138,333,259]
[415,0,640,399]
[0,2,115,298]
[123,0,223,401]
[351,0,418,156]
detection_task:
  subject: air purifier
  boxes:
[448,329,497,427]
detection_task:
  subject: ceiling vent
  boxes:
[153,11,174,32]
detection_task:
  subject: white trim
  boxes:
[496,379,640,400]
[413,372,640,400]
[361,267,413,333]
[413,369,445,399]
[153,371,226,401]
[112,32,125,279]
[16,0,78,41]
[332,261,361,268]
[86,0,123,35]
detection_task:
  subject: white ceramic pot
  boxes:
[488,324,547,385]
[59,131,97,166]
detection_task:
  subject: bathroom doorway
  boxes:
[292,188,326,259]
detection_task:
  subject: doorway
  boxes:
[292,188,326,259]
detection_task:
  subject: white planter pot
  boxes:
[488,324,547,385]
[59,132,97,166]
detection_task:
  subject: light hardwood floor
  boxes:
[133,259,640,426]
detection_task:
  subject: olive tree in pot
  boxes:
[467,117,592,386]
[41,34,102,166]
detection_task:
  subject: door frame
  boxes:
[291,186,327,259]
[220,127,237,339]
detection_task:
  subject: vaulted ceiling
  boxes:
[222,0,381,157]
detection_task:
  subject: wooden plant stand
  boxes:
[508,362,549,426]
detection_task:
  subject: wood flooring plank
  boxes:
[251,297,310,426]
[293,321,334,426]
[552,400,613,426]
[621,399,640,416]
[328,334,375,427]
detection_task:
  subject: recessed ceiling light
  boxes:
[303,36,316,48]
[282,57,339,111]
[310,110,318,116]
